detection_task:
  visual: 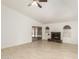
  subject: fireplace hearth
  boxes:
[48,32,62,43]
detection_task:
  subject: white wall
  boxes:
[1,4,78,49]
[42,21,78,44]
[1,5,42,49]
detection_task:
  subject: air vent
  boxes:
[39,0,47,2]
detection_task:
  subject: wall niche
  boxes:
[63,25,71,37]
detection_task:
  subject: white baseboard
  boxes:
[1,41,32,49]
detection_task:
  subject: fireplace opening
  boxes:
[48,32,62,43]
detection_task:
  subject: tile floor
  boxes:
[1,40,78,59]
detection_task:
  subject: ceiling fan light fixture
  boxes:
[32,1,38,6]
[27,0,43,8]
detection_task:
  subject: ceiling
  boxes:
[2,0,78,24]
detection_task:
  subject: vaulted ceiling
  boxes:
[2,0,78,24]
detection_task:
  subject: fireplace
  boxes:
[48,32,62,43]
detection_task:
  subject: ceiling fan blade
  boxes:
[37,3,42,8]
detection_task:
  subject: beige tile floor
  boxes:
[1,40,78,59]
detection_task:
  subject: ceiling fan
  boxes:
[27,0,47,8]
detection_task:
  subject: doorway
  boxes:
[32,26,42,41]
